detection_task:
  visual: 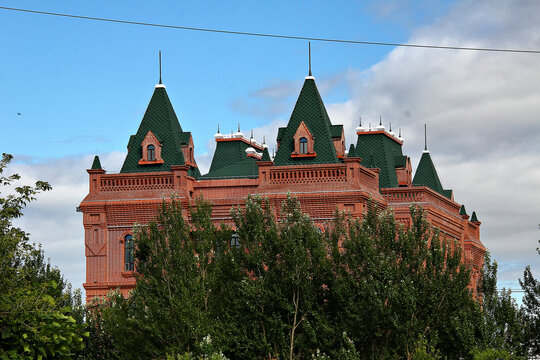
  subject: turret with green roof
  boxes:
[355,122,407,188]
[91,155,102,170]
[412,150,452,199]
[201,137,260,179]
[120,84,200,178]
[273,76,340,166]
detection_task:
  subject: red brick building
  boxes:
[80,74,485,301]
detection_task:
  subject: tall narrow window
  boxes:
[230,233,240,250]
[147,145,156,161]
[124,235,134,271]
[299,137,308,154]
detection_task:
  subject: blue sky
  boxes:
[2,0,539,301]
[1,0,454,160]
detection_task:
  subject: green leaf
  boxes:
[1,328,11,339]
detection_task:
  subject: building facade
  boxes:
[80,74,486,302]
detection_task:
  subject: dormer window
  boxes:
[300,137,308,154]
[139,131,164,165]
[147,145,155,161]
[291,121,316,158]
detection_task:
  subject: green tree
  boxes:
[326,203,482,359]
[478,252,526,357]
[99,199,222,359]
[100,195,488,359]
[519,238,540,356]
[0,153,86,359]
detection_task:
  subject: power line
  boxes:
[1,6,540,54]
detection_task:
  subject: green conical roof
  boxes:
[459,205,468,216]
[120,85,188,173]
[261,147,271,162]
[91,155,102,170]
[412,151,452,199]
[348,144,356,158]
[273,78,339,166]
[471,211,479,222]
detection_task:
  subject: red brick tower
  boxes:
[80,73,485,301]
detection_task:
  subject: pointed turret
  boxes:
[273,77,338,166]
[470,211,479,223]
[260,147,272,162]
[91,155,102,170]
[459,204,470,219]
[348,144,357,158]
[121,84,198,175]
[412,151,452,199]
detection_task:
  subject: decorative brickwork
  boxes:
[80,75,486,302]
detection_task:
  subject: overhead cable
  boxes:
[1,6,540,54]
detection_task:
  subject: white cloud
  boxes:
[325,0,540,293]
[10,152,125,295]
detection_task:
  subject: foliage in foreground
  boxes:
[94,195,491,359]
[0,153,86,359]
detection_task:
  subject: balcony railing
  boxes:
[269,167,346,184]
[381,190,425,203]
[100,174,173,191]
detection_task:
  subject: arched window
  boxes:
[124,235,134,271]
[147,145,155,161]
[299,137,308,154]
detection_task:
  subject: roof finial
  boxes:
[389,122,392,131]
[308,42,312,76]
[217,124,220,133]
[424,123,428,151]
[359,116,362,126]
[379,116,382,126]
[238,123,241,132]
[263,135,266,144]
[399,128,402,137]
[159,51,162,84]
[250,129,253,139]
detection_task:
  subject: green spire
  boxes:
[471,211,479,222]
[91,155,102,170]
[260,147,271,162]
[348,144,356,157]
[459,205,468,216]
[120,86,188,173]
[412,151,451,198]
[273,77,338,166]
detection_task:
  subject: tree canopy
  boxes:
[95,195,491,359]
[0,153,86,359]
